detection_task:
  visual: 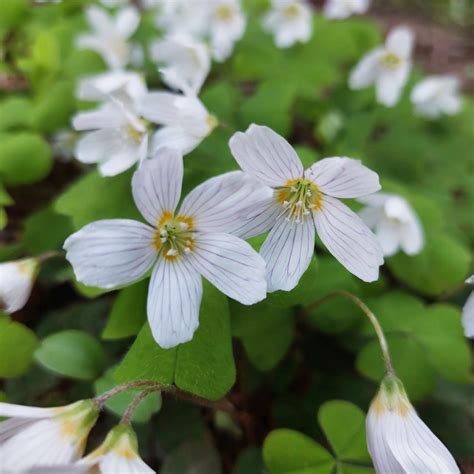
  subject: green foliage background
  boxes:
[0,0,472,471]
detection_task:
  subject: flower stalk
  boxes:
[305,289,395,376]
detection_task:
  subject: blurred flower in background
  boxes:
[358,192,424,257]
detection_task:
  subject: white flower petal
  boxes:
[314,196,383,282]
[64,220,156,289]
[76,71,147,104]
[385,409,460,473]
[462,291,474,338]
[99,451,155,474]
[178,171,273,235]
[229,124,304,187]
[304,157,380,198]
[233,197,280,239]
[0,259,38,314]
[366,407,404,474]
[115,6,140,38]
[386,26,414,59]
[86,6,113,33]
[132,148,183,226]
[376,220,400,257]
[75,129,144,176]
[72,103,127,131]
[349,48,383,89]
[0,418,37,443]
[0,419,80,471]
[151,126,202,155]
[260,217,315,292]
[138,91,180,125]
[398,218,424,256]
[147,257,202,349]
[188,232,267,304]
[0,403,56,419]
[376,61,410,107]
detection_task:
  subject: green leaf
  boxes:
[0,0,28,29]
[115,282,235,400]
[239,78,297,136]
[94,368,161,423]
[31,80,75,133]
[355,292,470,400]
[263,429,334,474]
[0,132,52,185]
[231,300,294,371]
[0,316,39,377]
[318,401,370,462]
[387,232,470,297]
[23,205,73,254]
[0,96,32,131]
[54,170,141,230]
[35,330,106,380]
[102,280,148,340]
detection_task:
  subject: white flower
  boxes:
[72,94,148,177]
[0,257,39,313]
[358,192,424,257]
[52,130,78,162]
[349,26,414,107]
[77,6,140,70]
[411,75,462,119]
[207,0,247,61]
[64,149,268,348]
[0,400,98,472]
[367,375,460,474]
[75,424,154,473]
[138,91,217,155]
[323,0,370,19]
[263,0,313,48]
[150,33,210,94]
[229,124,384,292]
[462,275,474,339]
[155,0,208,38]
[76,70,147,105]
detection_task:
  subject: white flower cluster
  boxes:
[0,400,154,473]
[349,25,463,113]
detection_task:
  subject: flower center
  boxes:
[284,4,300,18]
[206,114,219,133]
[154,212,195,260]
[126,124,144,144]
[216,4,233,21]
[381,52,402,70]
[276,178,321,223]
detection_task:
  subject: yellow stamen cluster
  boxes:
[276,178,321,223]
[216,4,233,21]
[154,212,195,260]
[381,52,402,70]
[284,4,300,18]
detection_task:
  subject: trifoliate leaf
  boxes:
[115,282,235,401]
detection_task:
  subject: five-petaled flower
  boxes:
[358,192,424,257]
[76,5,140,70]
[411,75,462,119]
[0,400,98,471]
[64,148,268,348]
[366,375,460,474]
[262,0,313,49]
[150,33,211,95]
[349,26,414,107]
[73,93,149,177]
[229,124,384,292]
[323,0,370,19]
[0,257,39,313]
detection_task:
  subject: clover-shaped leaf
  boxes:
[264,400,373,474]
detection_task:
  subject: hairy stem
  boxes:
[94,380,235,413]
[305,290,395,376]
[121,388,155,425]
